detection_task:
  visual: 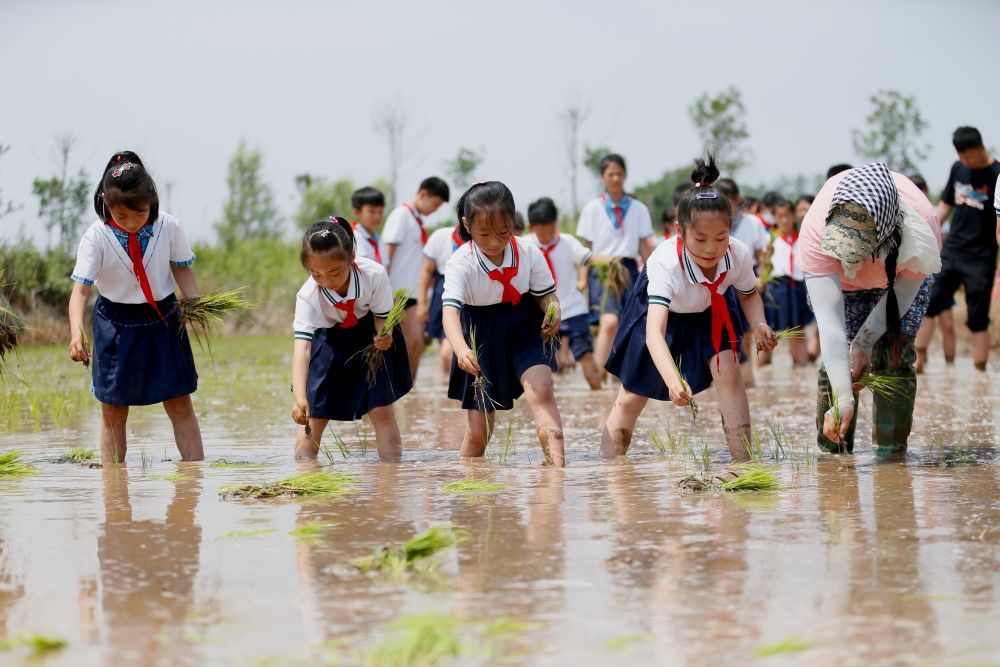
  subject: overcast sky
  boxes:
[2,0,999,246]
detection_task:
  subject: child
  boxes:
[417,222,464,376]
[909,173,955,371]
[527,196,602,389]
[659,208,677,243]
[351,186,387,266]
[576,154,655,379]
[383,177,450,382]
[442,181,566,466]
[290,217,411,461]
[602,156,778,461]
[762,199,812,366]
[68,151,203,463]
[795,194,821,362]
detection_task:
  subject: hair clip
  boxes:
[695,181,710,188]
[111,162,135,178]
[695,192,718,200]
[312,229,331,239]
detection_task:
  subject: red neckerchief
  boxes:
[106,218,164,322]
[485,240,522,305]
[332,263,359,328]
[402,202,427,245]
[352,222,382,265]
[676,237,737,370]
[450,225,464,250]
[601,194,625,232]
[536,234,560,286]
[777,231,798,286]
[663,230,672,239]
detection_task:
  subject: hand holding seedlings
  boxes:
[69,329,90,367]
[753,322,777,353]
[849,346,869,387]
[823,397,854,446]
[372,332,392,352]
[540,301,561,337]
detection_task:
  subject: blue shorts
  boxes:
[559,314,594,360]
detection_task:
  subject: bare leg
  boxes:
[806,321,820,361]
[593,313,620,382]
[789,338,811,367]
[438,338,453,377]
[600,386,647,457]
[520,365,565,467]
[295,417,330,460]
[972,330,989,371]
[556,337,575,373]
[461,409,495,458]
[100,403,129,464]
[162,395,204,461]
[367,405,402,461]
[914,317,935,373]
[401,308,426,383]
[578,351,603,390]
[939,309,956,363]
[709,352,751,462]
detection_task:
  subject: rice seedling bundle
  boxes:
[773,326,805,341]
[288,521,335,543]
[440,478,509,494]
[718,464,780,492]
[219,528,275,539]
[0,450,36,479]
[361,291,410,386]
[666,353,699,420]
[467,325,498,414]
[78,324,90,369]
[541,301,560,360]
[365,612,463,667]
[0,633,67,653]
[353,525,464,575]
[604,258,631,297]
[178,287,253,352]
[59,446,96,464]
[857,373,908,400]
[220,469,356,500]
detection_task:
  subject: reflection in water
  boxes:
[0,535,24,638]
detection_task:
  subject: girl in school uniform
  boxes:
[602,157,778,462]
[417,223,464,376]
[576,154,655,379]
[762,199,813,366]
[442,181,566,467]
[526,196,602,390]
[290,217,412,461]
[68,151,203,463]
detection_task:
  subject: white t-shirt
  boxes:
[770,233,804,280]
[994,173,1000,217]
[292,257,393,340]
[646,237,757,313]
[353,224,387,268]
[423,225,463,274]
[730,211,771,266]
[382,203,427,293]
[526,232,591,320]
[575,195,653,258]
[442,236,556,309]
[70,213,195,303]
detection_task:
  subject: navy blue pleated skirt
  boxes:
[447,297,556,412]
[92,294,198,406]
[589,257,639,323]
[764,276,814,331]
[605,269,744,402]
[307,312,412,421]
[425,273,446,340]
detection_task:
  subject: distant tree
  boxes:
[583,144,614,193]
[216,139,280,247]
[294,174,355,229]
[852,90,929,173]
[443,146,485,190]
[688,86,752,175]
[373,95,422,207]
[558,95,590,220]
[633,165,692,222]
[0,144,19,220]
[31,135,90,254]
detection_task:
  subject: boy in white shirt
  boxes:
[351,186,387,266]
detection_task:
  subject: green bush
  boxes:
[0,240,74,310]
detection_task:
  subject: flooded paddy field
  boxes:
[1,337,999,666]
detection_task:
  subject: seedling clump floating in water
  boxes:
[440,478,509,494]
[220,470,356,500]
[353,525,465,577]
[0,450,36,479]
[58,446,97,464]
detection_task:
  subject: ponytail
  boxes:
[676,154,732,230]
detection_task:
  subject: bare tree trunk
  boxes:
[559,96,589,221]
[373,96,411,208]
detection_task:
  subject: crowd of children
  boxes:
[64,129,999,468]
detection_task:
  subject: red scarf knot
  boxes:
[107,218,164,322]
[353,222,382,265]
[676,237,738,370]
[333,299,358,328]
[486,240,522,305]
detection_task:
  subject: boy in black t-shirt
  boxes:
[922,126,1000,371]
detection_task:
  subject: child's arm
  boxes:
[171,265,200,299]
[639,236,654,263]
[290,339,311,424]
[576,264,589,292]
[537,292,561,335]
[443,307,478,375]
[68,282,91,364]
[415,257,437,326]
[372,316,392,351]
[738,291,777,353]
[644,304,690,406]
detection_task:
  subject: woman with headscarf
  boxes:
[797,163,941,458]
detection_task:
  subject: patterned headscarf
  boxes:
[828,162,903,258]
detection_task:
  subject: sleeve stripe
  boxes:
[581,251,593,265]
[70,274,95,286]
[737,286,757,295]
[529,285,556,297]
[170,254,196,267]
[648,295,671,306]
[293,331,314,340]
[373,311,391,319]
[442,298,463,310]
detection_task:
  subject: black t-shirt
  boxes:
[940,159,1000,262]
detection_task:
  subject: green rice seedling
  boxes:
[773,326,805,341]
[140,447,153,472]
[365,612,463,667]
[765,419,788,460]
[440,478,509,494]
[178,287,253,353]
[319,442,338,466]
[220,470,356,500]
[603,633,653,652]
[162,472,193,483]
[648,429,668,456]
[361,291,410,386]
[752,635,818,657]
[330,430,350,459]
[497,421,515,465]
[686,438,711,474]
[480,618,542,660]
[742,429,765,462]
[353,525,464,576]
[857,373,908,400]
[604,258,631,297]
[0,633,68,653]
[219,528,275,539]
[59,446,97,464]
[667,353,699,420]
[665,428,686,456]
[356,424,370,456]
[718,463,780,492]
[209,459,265,468]
[0,450,36,479]
[467,325,499,416]
[288,521,335,544]
[541,301,560,360]
[827,390,847,453]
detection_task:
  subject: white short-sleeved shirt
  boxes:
[646,237,758,313]
[423,225,463,274]
[575,195,653,258]
[382,203,426,293]
[770,234,804,280]
[526,232,592,320]
[70,213,195,303]
[353,224,387,268]
[442,236,556,309]
[292,257,393,340]
[730,211,771,266]
[994,173,1000,217]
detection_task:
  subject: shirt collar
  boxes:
[680,245,732,285]
[319,265,360,304]
[473,239,516,275]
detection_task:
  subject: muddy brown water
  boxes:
[1,340,999,666]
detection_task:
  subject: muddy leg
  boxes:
[578,352,603,390]
[368,405,402,461]
[709,352,752,462]
[162,394,204,461]
[601,386,647,457]
[100,402,128,464]
[939,309,956,363]
[520,365,565,467]
[816,364,859,453]
[295,418,329,460]
[914,316,934,373]
[870,332,916,459]
[462,409,495,458]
